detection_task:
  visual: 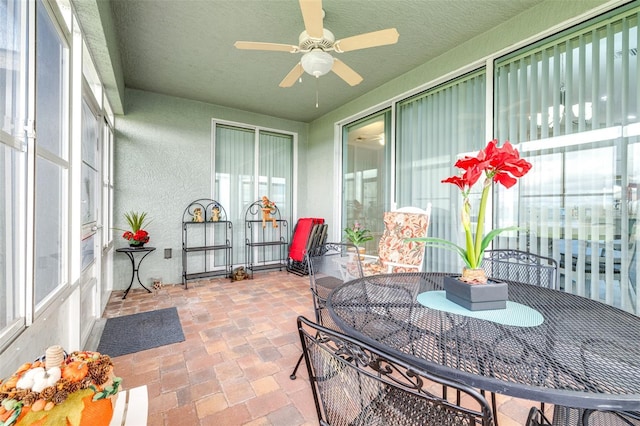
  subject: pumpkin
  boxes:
[26,367,61,393]
[62,361,88,383]
[14,389,115,426]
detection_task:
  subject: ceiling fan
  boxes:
[234,0,399,88]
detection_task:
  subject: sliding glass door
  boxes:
[213,122,294,265]
[495,6,639,311]
[342,110,391,255]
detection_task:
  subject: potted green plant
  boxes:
[344,222,373,256]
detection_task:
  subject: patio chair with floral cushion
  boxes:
[361,204,431,276]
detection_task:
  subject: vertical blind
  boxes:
[214,123,293,265]
[494,7,639,312]
[396,70,486,273]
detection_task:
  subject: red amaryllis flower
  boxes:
[409,139,532,270]
[442,165,484,191]
[441,175,467,191]
[485,140,533,189]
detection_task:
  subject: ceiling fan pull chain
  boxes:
[315,78,320,108]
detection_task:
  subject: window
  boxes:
[0,0,27,341]
[342,110,391,255]
[395,71,486,272]
[34,0,69,306]
[213,122,294,265]
[81,98,99,271]
[495,5,639,311]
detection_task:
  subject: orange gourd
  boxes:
[62,361,89,382]
[15,362,32,375]
[2,376,18,391]
[31,399,46,412]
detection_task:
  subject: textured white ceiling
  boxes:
[104,0,546,122]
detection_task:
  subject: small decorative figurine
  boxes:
[211,206,220,222]
[152,277,163,295]
[193,207,204,222]
[231,266,249,281]
[261,196,278,229]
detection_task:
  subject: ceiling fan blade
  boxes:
[279,63,305,87]
[334,28,400,53]
[299,0,324,39]
[234,41,298,53]
[331,59,363,86]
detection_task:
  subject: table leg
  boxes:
[122,250,153,299]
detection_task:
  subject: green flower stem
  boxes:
[461,198,475,268]
[473,178,492,268]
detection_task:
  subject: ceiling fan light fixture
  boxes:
[301,50,334,78]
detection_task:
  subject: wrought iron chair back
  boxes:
[482,249,559,290]
[629,223,638,291]
[583,410,640,425]
[480,248,559,423]
[527,406,640,425]
[297,315,495,426]
[290,242,363,380]
[307,242,364,329]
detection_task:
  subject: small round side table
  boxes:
[116,246,156,299]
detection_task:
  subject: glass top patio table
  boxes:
[326,272,640,410]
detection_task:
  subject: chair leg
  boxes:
[491,392,500,426]
[479,390,500,426]
[290,352,304,380]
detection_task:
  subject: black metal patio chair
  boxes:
[297,315,496,426]
[482,249,559,290]
[479,249,559,423]
[290,242,363,380]
[527,406,640,425]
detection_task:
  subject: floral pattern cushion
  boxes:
[362,211,430,275]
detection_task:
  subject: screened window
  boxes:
[0,0,26,341]
[34,0,69,306]
[80,98,99,271]
[396,71,486,272]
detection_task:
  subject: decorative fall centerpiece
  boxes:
[0,346,121,426]
[121,211,151,247]
[412,139,532,305]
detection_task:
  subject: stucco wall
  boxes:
[113,89,308,288]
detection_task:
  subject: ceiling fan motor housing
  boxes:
[299,29,335,51]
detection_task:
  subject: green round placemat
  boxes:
[417,291,544,327]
